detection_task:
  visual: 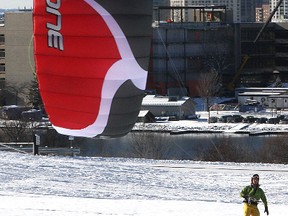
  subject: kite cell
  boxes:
[33,0,152,137]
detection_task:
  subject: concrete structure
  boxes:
[241,0,256,22]
[153,0,170,6]
[236,87,288,110]
[5,11,34,85]
[4,11,34,105]
[170,0,257,23]
[268,94,288,109]
[170,0,238,21]
[137,110,155,123]
[153,0,171,21]
[235,87,288,96]
[154,5,229,23]
[0,23,5,88]
[150,19,235,96]
[237,91,280,106]
[141,95,196,119]
[237,23,288,88]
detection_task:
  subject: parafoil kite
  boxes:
[33,0,152,138]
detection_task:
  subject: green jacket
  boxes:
[240,185,268,206]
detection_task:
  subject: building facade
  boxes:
[150,19,235,96]
[0,23,4,89]
[4,11,34,105]
[170,0,258,23]
[153,0,171,21]
[241,0,256,22]
[256,4,270,22]
[271,0,288,22]
[237,22,288,88]
[154,0,170,5]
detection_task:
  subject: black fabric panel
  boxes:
[99,80,145,138]
[96,0,152,70]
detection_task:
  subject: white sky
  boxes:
[0,0,33,9]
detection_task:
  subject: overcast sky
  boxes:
[0,0,32,9]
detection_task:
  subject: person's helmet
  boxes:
[251,174,260,184]
[252,174,259,179]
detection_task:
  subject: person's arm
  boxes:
[240,186,249,199]
[261,189,269,215]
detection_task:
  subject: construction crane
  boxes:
[227,0,284,91]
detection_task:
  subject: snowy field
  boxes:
[0,152,287,215]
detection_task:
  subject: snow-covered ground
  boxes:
[0,152,287,215]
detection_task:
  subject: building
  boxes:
[141,95,196,119]
[0,23,4,89]
[153,0,171,21]
[237,91,280,106]
[271,0,288,22]
[4,11,34,105]
[137,110,155,123]
[241,0,256,22]
[236,87,288,110]
[154,0,170,6]
[170,0,257,23]
[237,22,288,88]
[5,11,34,85]
[150,7,235,96]
[256,4,270,22]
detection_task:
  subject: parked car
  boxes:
[218,115,232,123]
[255,117,268,124]
[267,118,280,124]
[209,116,218,123]
[242,116,257,123]
[279,118,288,124]
[231,115,244,123]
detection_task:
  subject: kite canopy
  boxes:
[33,0,152,138]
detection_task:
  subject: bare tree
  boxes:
[196,68,222,122]
[0,120,34,142]
[260,135,288,163]
[4,82,30,106]
[200,27,234,94]
[129,131,173,159]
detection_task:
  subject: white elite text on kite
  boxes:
[46,0,64,51]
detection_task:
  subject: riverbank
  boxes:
[133,110,288,135]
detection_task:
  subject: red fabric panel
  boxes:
[33,0,121,129]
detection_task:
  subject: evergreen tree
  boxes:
[28,74,43,109]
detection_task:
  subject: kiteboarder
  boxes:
[240,174,269,216]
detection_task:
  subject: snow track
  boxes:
[0,152,287,215]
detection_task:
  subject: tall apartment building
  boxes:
[170,0,258,23]
[256,4,270,22]
[271,0,288,22]
[4,11,34,105]
[0,24,5,89]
